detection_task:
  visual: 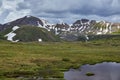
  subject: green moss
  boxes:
[86,72,95,76]
[62,58,71,62]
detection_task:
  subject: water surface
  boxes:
[64,62,120,80]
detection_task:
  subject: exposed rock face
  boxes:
[0,24,3,31]
[54,23,70,34]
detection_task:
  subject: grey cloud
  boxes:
[22,0,80,13]
[19,0,120,17]
[1,0,120,24]
[69,0,120,17]
[0,0,2,7]
[17,3,29,10]
[0,9,11,23]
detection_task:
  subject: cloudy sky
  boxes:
[0,0,120,24]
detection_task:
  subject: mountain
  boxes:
[1,15,54,31]
[71,19,120,35]
[0,16,59,42]
[2,25,60,42]
[55,19,120,41]
[5,15,43,27]
[0,16,120,42]
[55,19,120,35]
[54,23,70,35]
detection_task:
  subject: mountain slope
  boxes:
[54,19,120,41]
[13,25,60,42]
[1,25,60,42]
[1,15,54,31]
[3,16,43,28]
[71,19,120,34]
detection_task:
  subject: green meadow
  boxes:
[0,39,120,80]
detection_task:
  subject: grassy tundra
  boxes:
[0,39,120,80]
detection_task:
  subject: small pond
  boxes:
[64,62,120,80]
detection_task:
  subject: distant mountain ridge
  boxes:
[72,19,120,34]
[0,15,120,42]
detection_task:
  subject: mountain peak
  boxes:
[25,15,32,18]
[2,16,44,29]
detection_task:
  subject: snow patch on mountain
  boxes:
[38,38,42,42]
[109,24,112,33]
[97,32,102,35]
[26,15,31,18]
[41,19,54,31]
[41,19,48,29]
[54,27,59,35]
[85,35,89,40]
[5,26,20,42]
[37,19,53,31]
[12,26,20,31]
[117,26,120,29]
[37,21,43,27]
[5,32,16,41]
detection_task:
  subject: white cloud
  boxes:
[1,0,24,10]
[4,9,31,23]
[0,0,30,24]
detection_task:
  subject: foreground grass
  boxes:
[0,40,120,79]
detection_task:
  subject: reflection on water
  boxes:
[64,62,120,80]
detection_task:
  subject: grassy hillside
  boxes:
[0,25,60,42]
[0,40,120,79]
[78,34,120,42]
[112,30,120,34]
[0,27,13,40]
[0,27,12,35]
[13,26,60,42]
